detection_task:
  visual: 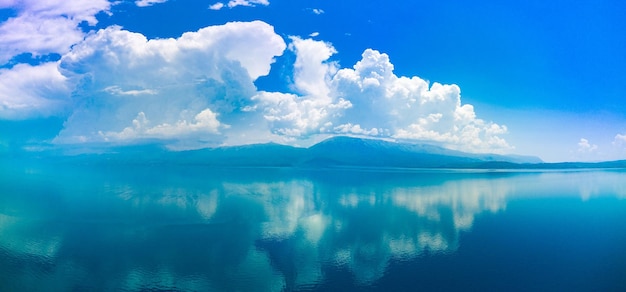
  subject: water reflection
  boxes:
[1,165,625,291]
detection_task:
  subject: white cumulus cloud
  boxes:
[53,21,286,146]
[135,0,168,7]
[209,2,225,10]
[0,0,111,64]
[0,62,71,119]
[99,109,221,142]
[613,134,626,147]
[229,0,269,8]
[330,49,511,153]
[209,0,269,10]
[252,37,352,138]
[1,14,512,154]
[253,40,511,153]
[578,138,598,153]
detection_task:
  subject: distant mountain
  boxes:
[305,136,542,167]
[13,136,626,169]
[46,142,307,167]
[173,142,306,167]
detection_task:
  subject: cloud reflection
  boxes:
[1,166,625,290]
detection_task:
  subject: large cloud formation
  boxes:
[54,21,286,148]
[254,38,511,152]
[0,0,110,119]
[0,7,511,153]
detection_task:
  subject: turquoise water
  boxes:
[1,164,625,291]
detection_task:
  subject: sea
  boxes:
[1,163,625,291]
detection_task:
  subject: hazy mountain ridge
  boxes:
[307,136,543,166]
[7,136,626,169]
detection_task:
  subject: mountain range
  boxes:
[6,136,626,169]
[14,135,622,169]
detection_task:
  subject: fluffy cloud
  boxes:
[0,0,111,64]
[99,109,221,142]
[0,62,71,119]
[331,49,511,152]
[288,37,338,97]
[252,37,351,137]
[0,0,110,119]
[135,0,168,7]
[208,2,225,10]
[578,138,598,153]
[209,0,269,10]
[227,0,269,8]
[614,134,626,147]
[253,40,511,153]
[1,13,511,153]
[53,21,286,146]
[54,29,508,152]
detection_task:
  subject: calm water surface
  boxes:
[1,164,625,291]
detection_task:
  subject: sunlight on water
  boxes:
[1,165,625,291]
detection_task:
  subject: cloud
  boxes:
[135,0,168,7]
[0,62,71,119]
[98,109,222,142]
[104,86,158,96]
[311,8,324,15]
[1,16,511,153]
[613,133,626,147]
[55,31,508,153]
[330,49,511,153]
[309,32,320,37]
[252,37,352,137]
[0,0,111,64]
[288,37,338,97]
[208,2,225,10]
[210,0,269,10]
[253,40,511,153]
[53,21,286,146]
[578,138,598,153]
[0,1,16,8]
[229,0,269,8]
[333,123,379,136]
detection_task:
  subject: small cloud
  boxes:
[209,2,225,10]
[309,32,320,37]
[209,0,269,9]
[135,0,168,7]
[613,133,626,147]
[98,109,222,142]
[227,0,269,8]
[333,123,380,136]
[104,86,158,96]
[312,8,324,15]
[578,138,598,153]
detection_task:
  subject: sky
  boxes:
[0,0,625,162]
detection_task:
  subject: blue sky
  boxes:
[0,0,625,162]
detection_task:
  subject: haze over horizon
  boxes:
[1,0,625,162]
